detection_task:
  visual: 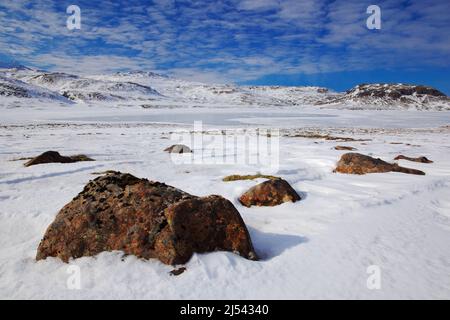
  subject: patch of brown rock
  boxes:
[394,155,433,163]
[238,179,301,207]
[334,153,426,175]
[24,151,94,167]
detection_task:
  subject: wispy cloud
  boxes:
[0,0,449,84]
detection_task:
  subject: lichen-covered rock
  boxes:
[335,153,425,175]
[394,155,433,163]
[159,195,257,264]
[24,151,94,167]
[239,179,301,207]
[36,171,257,265]
[164,144,192,153]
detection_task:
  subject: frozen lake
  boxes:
[50,109,450,129]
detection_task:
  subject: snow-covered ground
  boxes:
[1,100,449,299]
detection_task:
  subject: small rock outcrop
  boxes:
[334,146,357,151]
[164,144,192,154]
[239,179,301,207]
[36,172,257,265]
[24,151,94,167]
[394,155,433,163]
[169,267,187,276]
[334,153,425,175]
[223,174,279,182]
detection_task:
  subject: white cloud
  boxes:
[237,0,279,11]
[24,54,155,75]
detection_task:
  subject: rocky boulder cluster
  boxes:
[33,144,433,267]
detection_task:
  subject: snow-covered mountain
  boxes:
[0,65,448,110]
[324,83,450,110]
[94,71,335,107]
[0,75,71,104]
[8,71,161,103]
[243,85,334,106]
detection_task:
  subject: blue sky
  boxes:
[1,0,449,93]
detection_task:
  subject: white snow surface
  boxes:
[0,74,450,299]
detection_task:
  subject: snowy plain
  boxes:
[1,99,450,300]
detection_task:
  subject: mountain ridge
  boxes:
[0,65,448,110]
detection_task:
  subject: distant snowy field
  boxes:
[1,102,450,299]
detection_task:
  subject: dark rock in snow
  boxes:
[164,144,192,153]
[334,153,425,175]
[24,151,94,167]
[334,145,357,151]
[36,171,257,265]
[239,179,301,207]
[394,155,433,163]
[169,267,187,276]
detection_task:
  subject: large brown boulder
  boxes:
[239,179,301,207]
[36,172,257,265]
[25,151,94,167]
[335,153,425,175]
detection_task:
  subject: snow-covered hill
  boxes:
[96,72,336,107]
[0,75,71,104]
[324,83,450,111]
[1,65,449,110]
[243,85,335,106]
[22,72,161,103]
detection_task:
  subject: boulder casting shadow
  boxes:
[36,171,257,265]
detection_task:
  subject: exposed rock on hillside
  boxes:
[326,83,449,110]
